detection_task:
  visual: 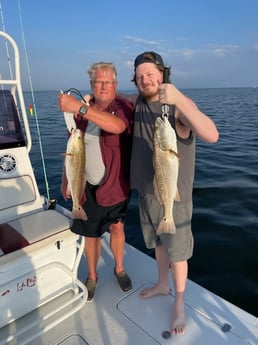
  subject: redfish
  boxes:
[153,116,180,235]
[65,128,87,220]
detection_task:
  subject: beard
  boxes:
[139,86,159,101]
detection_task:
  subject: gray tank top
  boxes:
[130,97,195,202]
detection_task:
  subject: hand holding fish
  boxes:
[158,83,180,106]
[158,84,219,143]
[58,93,81,114]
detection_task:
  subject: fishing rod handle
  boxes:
[161,67,171,117]
[163,67,170,84]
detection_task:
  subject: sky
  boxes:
[0,0,258,91]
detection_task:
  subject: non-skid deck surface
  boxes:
[117,284,250,344]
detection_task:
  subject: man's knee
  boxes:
[109,221,124,235]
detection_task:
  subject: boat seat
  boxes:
[0,223,30,255]
[0,209,71,256]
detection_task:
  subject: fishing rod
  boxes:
[1,1,51,200]
[16,0,52,202]
[0,0,14,80]
[161,66,171,118]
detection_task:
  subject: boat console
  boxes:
[0,31,87,344]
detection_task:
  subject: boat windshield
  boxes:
[0,90,26,149]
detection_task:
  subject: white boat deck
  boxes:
[1,230,257,345]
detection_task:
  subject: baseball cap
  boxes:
[134,51,165,70]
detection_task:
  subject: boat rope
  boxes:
[16,0,51,200]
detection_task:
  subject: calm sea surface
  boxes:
[25,87,258,317]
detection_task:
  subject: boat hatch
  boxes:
[0,90,26,150]
[117,285,250,344]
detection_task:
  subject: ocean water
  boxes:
[25,87,258,317]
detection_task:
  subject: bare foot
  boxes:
[139,285,170,299]
[170,294,185,335]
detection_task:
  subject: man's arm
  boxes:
[159,84,219,143]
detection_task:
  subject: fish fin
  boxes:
[80,191,87,205]
[72,206,88,221]
[156,218,176,235]
[174,189,180,201]
[169,149,180,159]
[66,184,71,196]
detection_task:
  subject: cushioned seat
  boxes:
[0,209,72,256]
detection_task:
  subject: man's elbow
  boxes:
[113,122,126,134]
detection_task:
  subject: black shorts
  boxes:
[71,183,129,238]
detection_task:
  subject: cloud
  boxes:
[207,44,240,57]
[123,35,160,47]
[168,44,240,60]
[180,49,196,59]
[124,60,134,68]
[213,48,229,57]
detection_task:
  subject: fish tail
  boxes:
[156,218,176,235]
[72,206,88,221]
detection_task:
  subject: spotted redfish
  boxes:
[153,116,180,235]
[65,128,87,220]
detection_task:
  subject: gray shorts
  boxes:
[138,195,194,262]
